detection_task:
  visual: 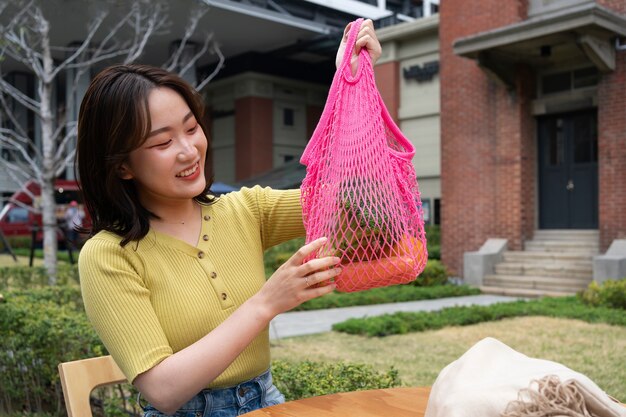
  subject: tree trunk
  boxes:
[40,27,58,285]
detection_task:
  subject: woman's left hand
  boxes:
[335,19,382,75]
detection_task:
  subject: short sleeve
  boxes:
[79,236,173,382]
[237,186,304,250]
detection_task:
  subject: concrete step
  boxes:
[524,241,599,254]
[532,230,599,241]
[480,285,574,298]
[502,251,593,263]
[494,262,592,279]
[484,274,590,292]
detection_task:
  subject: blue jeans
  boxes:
[142,369,285,417]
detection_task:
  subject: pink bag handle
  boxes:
[338,18,367,82]
[301,20,363,166]
[302,18,415,165]
[338,19,414,161]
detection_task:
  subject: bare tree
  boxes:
[0,0,224,283]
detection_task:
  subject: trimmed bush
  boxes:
[410,259,447,287]
[332,296,626,337]
[0,287,105,416]
[579,279,626,309]
[0,264,79,291]
[271,360,401,401]
[294,284,479,311]
[424,225,440,260]
[264,237,305,277]
[0,285,402,415]
[5,236,33,250]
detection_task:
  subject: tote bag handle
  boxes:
[302,18,365,165]
[337,18,371,83]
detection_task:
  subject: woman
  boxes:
[77,20,381,417]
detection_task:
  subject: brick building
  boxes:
[440,0,626,290]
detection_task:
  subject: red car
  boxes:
[0,180,87,242]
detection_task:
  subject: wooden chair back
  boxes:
[58,355,127,417]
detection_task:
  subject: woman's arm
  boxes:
[133,237,340,415]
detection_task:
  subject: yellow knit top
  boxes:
[79,186,304,388]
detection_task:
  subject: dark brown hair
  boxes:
[77,64,214,246]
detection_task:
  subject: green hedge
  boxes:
[332,296,626,337]
[264,227,442,278]
[579,278,626,309]
[409,259,447,286]
[0,264,79,291]
[0,287,106,416]
[272,360,401,401]
[0,286,403,416]
[294,283,479,311]
[424,225,440,260]
[4,236,33,250]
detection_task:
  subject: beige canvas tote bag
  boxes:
[425,337,625,417]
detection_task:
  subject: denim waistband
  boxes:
[142,368,274,415]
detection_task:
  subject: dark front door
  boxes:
[538,110,598,229]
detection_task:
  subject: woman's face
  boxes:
[120,87,208,210]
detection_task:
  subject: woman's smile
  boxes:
[176,161,200,179]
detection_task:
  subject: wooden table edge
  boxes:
[243,386,431,416]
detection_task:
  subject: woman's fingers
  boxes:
[304,265,342,288]
[355,20,382,63]
[336,19,382,69]
[298,254,341,276]
[288,237,328,266]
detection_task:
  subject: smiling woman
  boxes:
[73,18,382,417]
[117,88,209,245]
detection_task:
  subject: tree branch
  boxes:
[164,6,208,72]
[0,78,42,116]
[196,43,225,91]
[0,130,43,179]
[52,122,76,165]
[0,92,31,140]
[124,2,169,63]
[49,11,107,79]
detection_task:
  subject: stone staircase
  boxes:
[481,230,599,297]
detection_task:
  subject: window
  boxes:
[7,207,29,223]
[542,71,571,95]
[283,108,294,127]
[434,198,440,225]
[541,67,598,96]
[421,199,431,224]
[573,67,599,89]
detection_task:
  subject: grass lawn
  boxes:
[271,316,626,402]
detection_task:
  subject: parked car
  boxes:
[0,179,87,242]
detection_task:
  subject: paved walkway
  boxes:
[270,294,522,339]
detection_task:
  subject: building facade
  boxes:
[376,16,441,225]
[440,0,626,276]
[0,0,441,204]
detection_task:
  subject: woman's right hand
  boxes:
[133,237,340,415]
[254,237,341,319]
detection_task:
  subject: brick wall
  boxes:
[440,0,534,275]
[597,0,626,250]
[374,61,400,124]
[234,96,273,180]
[597,48,626,250]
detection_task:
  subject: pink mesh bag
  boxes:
[300,18,427,293]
